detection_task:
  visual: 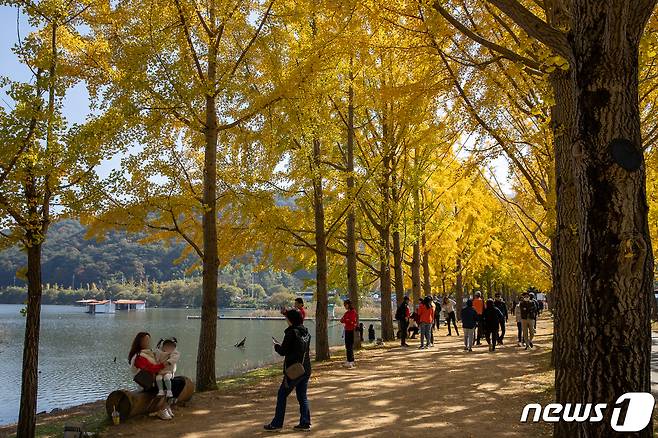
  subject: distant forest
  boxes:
[0,220,312,307]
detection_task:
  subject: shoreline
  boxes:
[0,342,365,437]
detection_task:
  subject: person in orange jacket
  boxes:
[418,296,434,349]
[472,292,485,345]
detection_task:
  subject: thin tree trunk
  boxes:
[411,241,421,302]
[379,121,394,341]
[455,258,463,321]
[17,242,43,438]
[313,137,330,360]
[421,233,431,297]
[345,68,360,350]
[196,41,219,392]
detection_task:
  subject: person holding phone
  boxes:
[264,308,312,432]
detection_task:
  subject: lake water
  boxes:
[0,305,374,425]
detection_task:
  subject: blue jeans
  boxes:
[270,375,311,427]
[420,322,432,347]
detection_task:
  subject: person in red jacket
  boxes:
[128,332,172,420]
[472,292,485,346]
[340,299,358,368]
[418,296,434,349]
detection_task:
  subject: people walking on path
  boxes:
[340,299,358,367]
[265,308,312,432]
[429,298,437,345]
[493,293,508,344]
[519,292,537,350]
[395,296,411,347]
[514,298,523,346]
[529,292,540,329]
[461,299,477,351]
[472,292,485,345]
[483,299,505,352]
[442,296,459,336]
[418,296,434,349]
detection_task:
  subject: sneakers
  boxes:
[157,390,165,397]
[529,341,534,348]
[293,424,311,432]
[525,344,529,350]
[157,409,172,421]
[468,348,473,352]
[165,406,174,418]
[517,342,522,347]
[345,361,355,368]
[264,424,282,432]
[166,390,174,398]
[463,347,468,351]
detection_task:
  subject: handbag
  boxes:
[133,369,155,389]
[285,348,307,381]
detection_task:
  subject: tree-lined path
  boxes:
[106,319,554,438]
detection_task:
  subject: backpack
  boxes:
[395,303,407,321]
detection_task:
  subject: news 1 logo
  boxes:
[520,392,655,432]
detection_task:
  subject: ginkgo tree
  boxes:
[0,1,125,436]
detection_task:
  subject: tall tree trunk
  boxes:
[455,258,463,321]
[379,130,394,341]
[421,233,431,296]
[17,242,43,438]
[392,229,405,304]
[571,5,653,435]
[313,138,330,360]
[197,78,219,391]
[345,68,360,350]
[411,241,421,302]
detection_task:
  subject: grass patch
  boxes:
[6,410,109,438]
[216,364,281,391]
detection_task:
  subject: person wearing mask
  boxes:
[483,299,505,351]
[340,299,358,368]
[519,292,537,349]
[461,300,477,352]
[442,296,459,336]
[395,296,411,347]
[265,309,312,432]
[472,292,485,345]
[418,296,434,349]
[493,293,508,344]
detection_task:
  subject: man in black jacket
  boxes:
[265,309,312,432]
[494,293,508,344]
[395,296,411,347]
[519,292,537,349]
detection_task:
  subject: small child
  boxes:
[155,337,180,398]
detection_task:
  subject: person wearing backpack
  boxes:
[265,308,312,432]
[395,296,411,347]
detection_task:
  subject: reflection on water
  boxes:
[0,305,380,425]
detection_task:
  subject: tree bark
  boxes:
[196,38,219,391]
[570,4,654,435]
[421,233,431,297]
[411,241,421,302]
[392,229,405,304]
[17,242,43,438]
[313,137,330,360]
[345,71,361,350]
[379,132,394,341]
[455,257,463,321]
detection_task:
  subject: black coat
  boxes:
[494,300,508,321]
[482,306,505,330]
[274,325,312,377]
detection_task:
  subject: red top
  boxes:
[472,298,484,315]
[299,306,306,321]
[341,309,358,331]
[418,304,434,324]
[134,355,164,374]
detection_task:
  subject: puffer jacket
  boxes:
[274,325,312,378]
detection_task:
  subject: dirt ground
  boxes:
[101,318,554,438]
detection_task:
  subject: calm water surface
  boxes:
[0,305,377,425]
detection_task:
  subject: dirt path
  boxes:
[106,318,554,438]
